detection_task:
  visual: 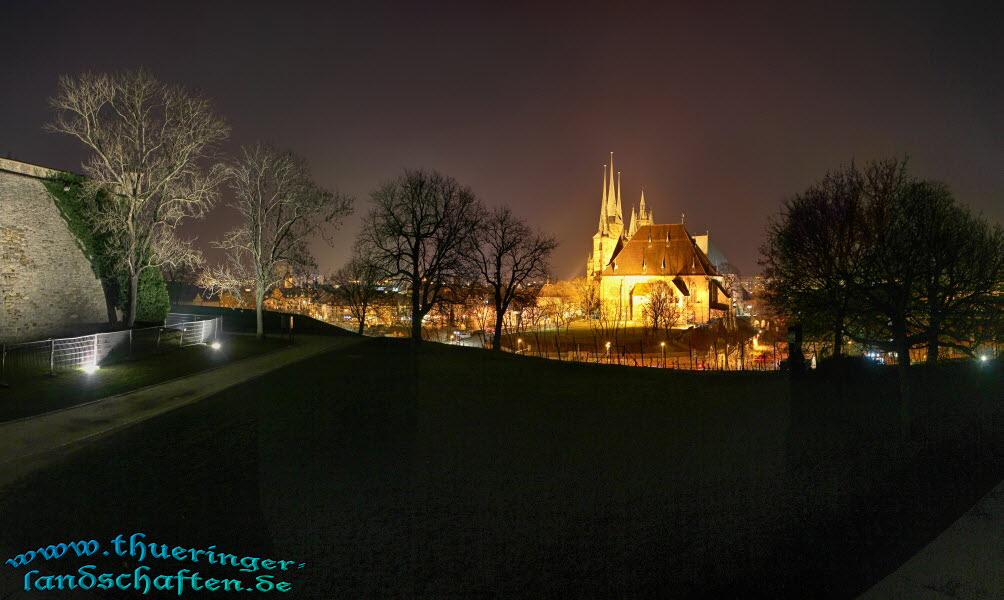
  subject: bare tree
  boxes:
[759,162,875,357]
[460,283,494,339]
[539,280,577,333]
[591,280,627,340]
[331,251,383,335]
[211,144,353,339]
[506,286,543,339]
[48,68,229,326]
[161,262,205,305]
[860,174,1004,362]
[470,206,558,350]
[357,169,482,342]
[642,281,682,335]
[570,277,601,320]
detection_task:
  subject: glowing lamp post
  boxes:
[661,341,666,368]
[605,341,611,364]
[517,338,523,354]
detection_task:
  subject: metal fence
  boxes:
[1,314,222,379]
[426,329,784,371]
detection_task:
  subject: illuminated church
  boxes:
[587,153,732,324]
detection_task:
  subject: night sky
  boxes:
[3,1,1001,278]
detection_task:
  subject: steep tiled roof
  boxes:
[602,224,720,277]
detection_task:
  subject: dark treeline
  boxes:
[760,158,1004,366]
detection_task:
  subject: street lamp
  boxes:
[605,341,611,364]
[517,338,523,354]
[661,341,666,367]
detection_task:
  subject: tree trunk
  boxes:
[126,271,140,327]
[894,320,912,438]
[255,303,265,341]
[102,283,119,325]
[255,287,265,341]
[492,309,505,351]
[832,320,844,358]
[411,282,423,342]
[926,327,940,363]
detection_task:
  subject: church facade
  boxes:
[586,153,731,325]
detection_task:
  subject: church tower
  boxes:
[588,152,625,278]
[636,188,653,229]
[627,188,655,238]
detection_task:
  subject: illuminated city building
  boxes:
[586,153,732,324]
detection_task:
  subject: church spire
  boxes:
[628,204,637,238]
[616,171,623,228]
[607,152,617,222]
[598,163,608,233]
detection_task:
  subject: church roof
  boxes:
[602,224,720,278]
[630,277,691,297]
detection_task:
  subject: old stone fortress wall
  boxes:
[0,158,107,343]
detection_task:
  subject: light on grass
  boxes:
[979,355,988,363]
[81,363,99,374]
[211,341,222,350]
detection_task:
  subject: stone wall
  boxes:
[0,158,108,343]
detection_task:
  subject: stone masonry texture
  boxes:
[0,159,107,343]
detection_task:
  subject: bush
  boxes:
[118,268,171,324]
[46,172,169,324]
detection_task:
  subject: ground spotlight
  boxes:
[81,363,99,374]
[211,341,222,350]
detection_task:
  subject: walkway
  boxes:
[0,334,361,488]
[857,478,1003,599]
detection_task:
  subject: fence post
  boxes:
[93,334,98,368]
[156,327,162,353]
[49,338,55,375]
[128,329,133,359]
[179,325,184,347]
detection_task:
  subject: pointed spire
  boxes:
[598,164,609,233]
[628,204,637,237]
[602,163,608,207]
[607,152,617,221]
[639,187,647,214]
[616,171,623,224]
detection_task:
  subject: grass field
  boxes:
[0,333,289,422]
[1,337,998,597]
[243,340,1003,596]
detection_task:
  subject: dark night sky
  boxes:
[3,1,1002,278]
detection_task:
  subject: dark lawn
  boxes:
[0,339,999,598]
[0,334,288,422]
